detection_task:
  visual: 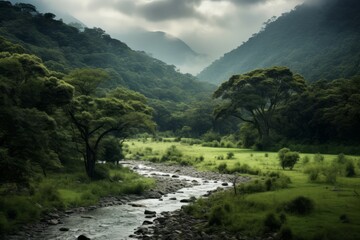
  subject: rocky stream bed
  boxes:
[5,161,252,240]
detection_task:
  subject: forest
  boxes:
[0,1,360,240]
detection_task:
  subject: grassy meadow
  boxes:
[126,138,360,240]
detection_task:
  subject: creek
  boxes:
[31,163,230,240]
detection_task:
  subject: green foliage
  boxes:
[313,153,325,163]
[213,67,306,147]
[278,225,293,240]
[208,206,225,226]
[217,163,228,173]
[278,148,299,170]
[227,152,234,159]
[283,196,314,215]
[263,213,281,233]
[198,0,360,84]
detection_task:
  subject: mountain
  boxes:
[0,1,215,131]
[198,0,360,84]
[114,30,206,74]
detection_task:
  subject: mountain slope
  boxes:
[198,0,360,84]
[0,1,213,102]
[115,30,202,67]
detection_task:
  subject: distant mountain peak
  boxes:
[198,0,360,84]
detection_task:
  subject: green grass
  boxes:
[0,164,155,233]
[126,139,360,240]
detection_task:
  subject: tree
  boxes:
[65,69,155,179]
[0,52,73,184]
[278,148,299,170]
[213,66,306,146]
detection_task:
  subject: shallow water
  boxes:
[34,164,229,240]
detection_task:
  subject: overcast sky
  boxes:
[11,0,306,73]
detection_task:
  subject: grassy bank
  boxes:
[0,164,154,233]
[126,138,360,240]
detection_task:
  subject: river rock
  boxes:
[144,210,156,215]
[81,215,94,219]
[77,234,91,240]
[222,182,229,186]
[59,227,69,231]
[129,203,146,207]
[142,220,153,225]
[48,219,59,225]
[169,197,177,200]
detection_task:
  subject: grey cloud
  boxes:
[138,0,202,22]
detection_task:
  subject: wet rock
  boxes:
[48,219,59,225]
[180,199,191,203]
[142,220,153,225]
[172,175,179,178]
[144,210,156,215]
[59,227,69,231]
[65,210,74,214]
[222,182,229,186]
[169,197,177,200]
[129,203,146,207]
[135,226,149,234]
[77,234,91,240]
[48,213,59,218]
[81,215,94,219]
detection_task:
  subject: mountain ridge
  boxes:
[198,0,360,84]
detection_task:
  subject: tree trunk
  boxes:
[85,144,96,179]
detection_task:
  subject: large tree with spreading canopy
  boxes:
[213,66,306,146]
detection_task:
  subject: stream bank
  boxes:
[5,161,250,240]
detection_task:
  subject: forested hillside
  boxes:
[198,0,360,84]
[0,1,215,132]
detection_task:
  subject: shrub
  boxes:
[217,163,228,173]
[278,225,293,240]
[302,155,310,165]
[339,214,350,223]
[238,180,266,194]
[313,153,324,163]
[304,165,321,181]
[227,152,234,159]
[323,165,337,184]
[278,148,299,170]
[208,206,225,226]
[278,148,290,162]
[93,164,110,180]
[345,160,356,177]
[284,196,314,215]
[263,213,281,233]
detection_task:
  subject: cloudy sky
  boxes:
[11,0,306,73]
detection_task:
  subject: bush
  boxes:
[304,165,321,181]
[278,225,293,240]
[217,163,228,173]
[278,148,299,170]
[313,153,324,163]
[227,152,234,159]
[208,206,225,226]
[93,164,110,180]
[345,160,356,177]
[263,213,281,233]
[238,180,266,194]
[284,196,314,215]
[302,155,310,165]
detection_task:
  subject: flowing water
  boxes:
[34,163,229,240]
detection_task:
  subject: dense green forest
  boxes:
[0,1,219,135]
[198,0,360,84]
[1,1,360,238]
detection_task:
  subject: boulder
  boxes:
[77,234,91,240]
[144,210,156,215]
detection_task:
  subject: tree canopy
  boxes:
[213,66,306,146]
